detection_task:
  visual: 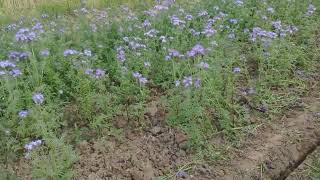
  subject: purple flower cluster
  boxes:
[176,76,201,88]
[18,110,29,118]
[8,51,30,60]
[170,15,186,27]
[85,68,106,78]
[306,4,316,16]
[143,19,151,28]
[187,44,206,58]
[0,60,22,78]
[32,92,44,105]
[144,29,159,38]
[15,28,37,42]
[132,72,148,85]
[166,49,184,60]
[24,139,42,158]
[83,49,92,57]
[63,49,79,56]
[197,61,209,70]
[116,46,126,62]
[250,27,277,41]
[40,49,50,56]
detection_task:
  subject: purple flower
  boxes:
[0,71,6,76]
[138,77,148,85]
[9,69,22,77]
[32,92,44,105]
[198,10,208,17]
[159,36,167,43]
[83,49,92,57]
[63,49,78,56]
[194,78,201,88]
[251,27,277,41]
[233,67,241,73]
[197,61,209,70]
[15,28,37,42]
[187,44,205,58]
[0,60,16,68]
[202,25,217,37]
[95,68,105,78]
[133,72,142,78]
[185,14,193,21]
[24,139,42,151]
[182,76,193,88]
[116,46,126,62]
[228,33,236,39]
[85,68,94,75]
[144,61,151,67]
[132,72,148,85]
[143,19,151,27]
[90,23,97,32]
[8,51,20,60]
[267,7,275,13]
[306,4,316,16]
[19,52,30,60]
[272,21,282,30]
[175,80,180,87]
[144,29,159,38]
[229,19,238,24]
[168,49,183,59]
[235,0,243,6]
[18,110,29,118]
[170,15,186,27]
[40,49,50,56]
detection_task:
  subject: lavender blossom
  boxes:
[170,15,186,27]
[175,80,180,87]
[19,52,30,60]
[63,49,78,56]
[15,28,37,42]
[187,44,205,58]
[272,21,282,30]
[9,69,22,77]
[116,46,126,62]
[233,67,241,73]
[194,78,201,88]
[8,51,20,60]
[18,110,29,118]
[197,61,209,70]
[83,49,92,57]
[144,61,151,67]
[185,14,193,21]
[32,92,44,105]
[85,68,94,75]
[144,29,159,38]
[0,60,16,68]
[182,76,193,87]
[143,19,151,28]
[0,71,6,76]
[306,4,316,16]
[95,69,105,78]
[40,49,50,56]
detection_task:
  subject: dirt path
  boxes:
[215,96,320,180]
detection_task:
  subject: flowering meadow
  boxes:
[1,0,320,178]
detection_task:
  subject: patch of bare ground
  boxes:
[210,94,320,180]
[288,147,320,180]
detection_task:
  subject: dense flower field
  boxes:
[1,0,320,178]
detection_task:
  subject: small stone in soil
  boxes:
[151,126,162,135]
[313,112,320,118]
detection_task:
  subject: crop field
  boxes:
[0,0,320,179]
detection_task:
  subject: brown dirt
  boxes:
[212,96,320,180]
[73,99,192,180]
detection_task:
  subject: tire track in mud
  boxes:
[219,97,320,180]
